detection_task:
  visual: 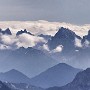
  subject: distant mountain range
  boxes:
[0,63,81,89]
[0,27,90,73]
[2,68,90,90]
[47,68,90,90]
[1,27,90,76]
[0,47,58,78]
[30,63,81,88]
[0,26,90,90]
[2,66,90,90]
[0,69,30,84]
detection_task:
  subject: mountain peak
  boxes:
[48,27,78,50]
[16,29,34,36]
[56,63,74,68]
[5,69,23,75]
[0,28,12,35]
[30,63,81,88]
[55,27,75,37]
[0,69,31,84]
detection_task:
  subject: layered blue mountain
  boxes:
[0,69,30,83]
[5,82,44,90]
[0,47,58,78]
[47,68,90,90]
[0,81,11,90]
[30,63,81,88]
[16,29,34,36]
[0,28,12,35]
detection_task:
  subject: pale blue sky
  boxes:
[0,0,90,24]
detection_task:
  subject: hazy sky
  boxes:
[0,0,90,24]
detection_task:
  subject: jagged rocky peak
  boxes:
[55,27,76,38]
[48,27,81,50]
[5,28,12,35]
[0,28,12,35]
[16,29,34,36]
[55,27,81,40]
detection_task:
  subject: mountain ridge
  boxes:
[0,47,58,78]
[0,69,31,84]
[47,68,90,90]
[30,63,81,88]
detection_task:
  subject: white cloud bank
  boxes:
[0,20,90,37]
[41,44,63,53]
[0,33,46,50]
[50,45,63,53]
[0,20,90,50]
[16,33,46,48]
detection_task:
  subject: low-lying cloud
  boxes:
[50,45,63,53]
[0,33,46,50]
[16,33,46,48]
[75,37,82,48]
